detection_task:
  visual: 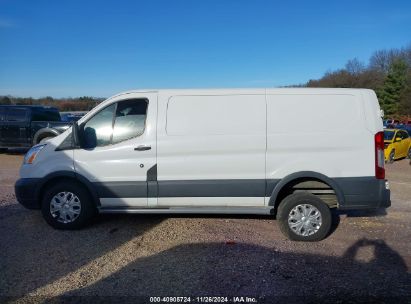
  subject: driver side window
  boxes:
[113,99,148,144]
[82,99,148,149]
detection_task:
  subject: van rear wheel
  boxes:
[277,193,332,242]
[41,181,95,229]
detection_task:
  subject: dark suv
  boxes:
[0,105,72,150]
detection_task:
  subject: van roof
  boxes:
[110,87,374,99]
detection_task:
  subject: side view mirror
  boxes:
[72,121,98,149]
[72,121,81,148]
[83,127,97,149]
[395,138,402,142]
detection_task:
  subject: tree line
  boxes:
[305,44,411,118]
[0,96,103,111]
[1,44,410,118]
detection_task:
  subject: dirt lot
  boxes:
[0,152,410,303]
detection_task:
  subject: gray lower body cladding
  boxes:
[334,177,390,209]
[91,177,390,209]
[15,176,390,210]
[93,179,268,199]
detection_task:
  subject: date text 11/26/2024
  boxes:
[149,296,258,303]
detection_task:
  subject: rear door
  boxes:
[156,93,267,207]
[74,92,157,208]
[4,107,30,146]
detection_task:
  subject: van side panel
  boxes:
[266,93,375,179]
[361,89,384,134]
[157,94,266,207]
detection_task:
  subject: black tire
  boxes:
[407,147,411,159]
[0,148,7,153]
[277,192,332,242]
[389,150,395,164]
[41,181,96,229]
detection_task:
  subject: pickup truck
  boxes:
[0,105,71,150]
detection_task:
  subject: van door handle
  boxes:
[134,145,151,151]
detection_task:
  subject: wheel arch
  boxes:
[36,171,99,207]
[33,128,60,145]
[269,171,345,210]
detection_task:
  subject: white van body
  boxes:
[15,88,390,241]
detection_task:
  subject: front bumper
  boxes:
[15,178,41,209]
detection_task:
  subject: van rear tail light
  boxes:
[375,131,385,179]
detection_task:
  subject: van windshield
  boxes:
[384,130,395,141]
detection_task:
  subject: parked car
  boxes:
[0,105,72,150]
[15,88,390,242]
[384,119,401,129]
[60,112,86,122]
[395,122,411,136]
[397,125,411,134]
[384,129,411,163]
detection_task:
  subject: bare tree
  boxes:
[345,58,365,75]
[369,48,408,74]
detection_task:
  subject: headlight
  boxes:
[24,144,46,164]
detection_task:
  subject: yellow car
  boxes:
[384,129,411,163]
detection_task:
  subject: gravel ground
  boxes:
[0,152,410,303]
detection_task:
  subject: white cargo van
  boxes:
[15,88,390,241]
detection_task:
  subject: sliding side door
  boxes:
[157,93,266,207]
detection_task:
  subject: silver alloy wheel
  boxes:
[288,204,322,236]
[50,191,81,224]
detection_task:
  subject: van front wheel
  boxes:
[41,181,95,229]
[277,193,332,242]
